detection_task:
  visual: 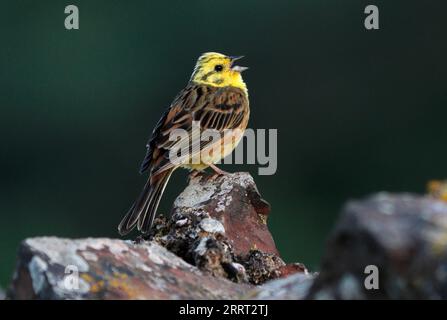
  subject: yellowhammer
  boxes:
[118,52,250,235]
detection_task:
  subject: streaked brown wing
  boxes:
[139,85,199,174]
[140,83,249,177]
[194,86,248,131]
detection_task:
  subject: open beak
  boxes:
[230,55,249,72]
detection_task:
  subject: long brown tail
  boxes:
[118,169,174,235]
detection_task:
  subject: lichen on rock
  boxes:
[145,172,304,285]
[7,172,307,300]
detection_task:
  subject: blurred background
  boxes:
[1,0,446,287]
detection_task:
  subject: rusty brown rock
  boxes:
[276,263,309,278]
[148,172,301,284]
[172,172,278,256]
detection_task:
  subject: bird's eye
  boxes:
[214,64,223,72]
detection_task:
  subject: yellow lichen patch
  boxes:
[258,214,268,225]
[250,244,258,251]
[428,230,447,256]
[112,271,129,281]
[107,273,140,298]
[427,180,447,202]
[81,271,135,296]
[89,280,105,293]
[80,273,94,284]
[80,273,104,293]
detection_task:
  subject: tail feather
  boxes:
[117,202,136,235]
[137,170,173,234]
[118,170,173,236]
[121,180,151,231]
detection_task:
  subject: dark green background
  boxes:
[1,0,446,287]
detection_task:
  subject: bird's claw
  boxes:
[188,170,202,182]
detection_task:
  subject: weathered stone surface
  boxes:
[148,172,304,284]
[246,273,315,300]
[308,193,447,300]
[8,237,251,300]
[11,178,447,299]
[171,172,278,256]
[242,250,286,285]
[7,172,307,299]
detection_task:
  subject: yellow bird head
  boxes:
[190,52,248,94]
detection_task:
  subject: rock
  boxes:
[7,172,307,299]
[246,272,315,300]
[242,250,286,285]
[148,172,305,284]
[308,193,447,300]
[13,176,447,299]
[8,237,251,300]
[171,172,278,256]
[276,263,309,278]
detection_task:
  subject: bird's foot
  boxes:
[188,169,202,182]
[134,234,151,243]
[206,164,230,181]
[209,163,229,175]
